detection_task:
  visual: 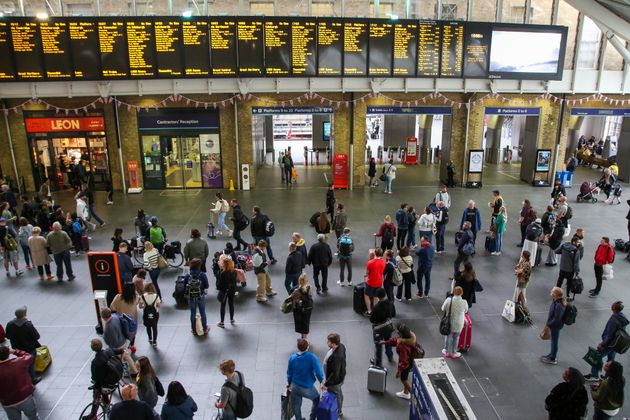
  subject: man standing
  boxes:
[332,203,347,242]
[278,151,286,182]
[435,201,449,254]
[46,222,75,282]
[488,190,503,229]
[286,338,323,420]
[322,333,346,418]
[0,346,40,420]
[589,237,615,298]
[307,234,333,295]
[250,206,277,264]
[337,228,354,286]
[251,240,277,303]
[5,306,41,384]
[283,152,294,187]
[415,236,435,298]
[116,243,134,284]
[325,184,335,221]
[99,308,137,376]
[363,248,386,316]
[76,193,96,232]
[453,222,474,275]
[230,199,250,251]
[183,228,210,272]
[460,201,481,243]
[395,203,409,250]
[110,384,154,420]
[285,242,302,294]
[555,237,581,302]
[583,301,628,381]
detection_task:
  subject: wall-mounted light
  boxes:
[182,10,193,18]
[35,12,49,19]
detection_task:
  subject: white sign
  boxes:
[469,150,484,174]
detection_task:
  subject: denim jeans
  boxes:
[149,268,162,298]
[339,257,352,283]
[326,383,344,413]
[285,273,300,294]
[418,230,433,244]
[417,267,431,296]
[373,330,393,367]
[217,212,229,232]
[290,383,320,420]
[88,203,104,225]
[253,236,274,260]
[384,175,392,193]
[396,229,407,250]
[496,232,503,252]
[313,266,328,291]
[53,250,74,280]
[21,244,31,266]
[2,394,40,420]
[549,327,561,360]
[435,224,446,252]
[406,228,416,248]
[189,297,207,331]
[444,331,461,354]
[591,348,616,377]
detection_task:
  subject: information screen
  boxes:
[210,19,237,76]
[440,21,464,77]
[417,21,440,77]
[98,19,129,78]
[237,19,264,76]
[40,20,72,79]
[317,19,343,76]
[154,19,183,77]
[0,21,16,80]
[393,21,417,76]
[368,21,393,76]
[10,19,45,80]
[182,19,209,76]
[463,22,491,78]
[265,18,291,76]
[343,20,368,76]
[68,19,100,79]
[291,18,316,76]
[126,20,156,77]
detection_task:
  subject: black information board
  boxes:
[368,21,393,76]
[11,19,45,80]
[40,19,72,79]
[440,21,464,77]
[0,21,15,80]
[463,22,491,78]
[317,19,343,76]
[98,19,129,78]
[393,21,417,76]
[291,18,317,76]
[126,19,156,78]
[182,19,209,76]
[417,21,440,77]
[210,19,237,76]
[343,20,368,76]
[237,19,264,76]
[154,19,183,77]
[68,19,100,80]
[265,18,291,76]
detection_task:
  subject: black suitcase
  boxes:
[484,235,496,253]
[353,282,367,314]
[173,276,188,307]
[535,247,542,267]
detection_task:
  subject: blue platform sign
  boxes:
[252,106,333,115]
[570,108,630,117]
[485,107,540,115]
[367,106,452,115]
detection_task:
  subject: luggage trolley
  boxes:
[410,358,477,420]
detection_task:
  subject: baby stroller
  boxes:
[576,181,599,203]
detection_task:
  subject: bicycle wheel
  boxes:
[78,402,107,420]
[168,251,184,268]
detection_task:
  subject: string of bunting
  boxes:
[2,91,629,116]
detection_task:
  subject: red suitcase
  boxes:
[458,313,472,352]
[81,235,90,252]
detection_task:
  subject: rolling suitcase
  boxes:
[81,235,90,251]
[173,276,188,307]
[367,365,387,394]
[458,313,472,352]
[315,391,339,420]
[535,246,542,267]
[484,235,496,253]
[353,282,367,314]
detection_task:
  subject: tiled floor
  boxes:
[1,164,629,419]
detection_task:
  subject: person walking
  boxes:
[135,356,162,410]
[363,248,386,316]
[214,359,244,420]
[370,288,395,367]
[590,361,625,420]
[460,201,482,244]
[453,222,474,275]
[395,247,414,301]
[183,229,209,272]
[440,286,469,359]
[417,207,436,244]
[589,237,615,298]
[492,206,507,256]
[80,184,105,227]
[161,381,198,420]
[541,287,567,365]
[17,218,33,270]
[5,306,41,384]
[109,282,138,352]
[75,193,96,232]
[332,203,347,242]
[285,242,303,294]
[291,274,314,340]
[453,262,479,309]
[307,234,333,295]
[435,201,449,254]
[544,367,588,420]
[325,184,336,221]
[183,258,209,336]
[555,237,581,301]
[27,227,54,281]
[292,233,308,269]
[250,206,276,264]
[322,333,346,418]
[395,203,409,250]
[46,222,75,282]
[380,323,418,400]
[251,240,277,302]
[518,199,536,247]
[142,241,162,299]
[375,216,396,251]
[139,283,161,347]
[415,236,435,299]
[514,251,532,309]
[337,228,354,286]
[230,199,249,251]
[368,157,377,187]
[210,192,231,237]
[583,301,628,382]
[382,158,396,194]
[216,258,237,328]
[286,338,323,420]
[109,384,153,420]
[0,346,40,420]
[99,308,137,376]
[283,152,295,187]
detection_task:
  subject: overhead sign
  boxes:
[570,108,630,117]
[137,109,220,130]
[366,106,452,115]
[252,106,334,115]
[485,107,540,115]
[24,116,105,133]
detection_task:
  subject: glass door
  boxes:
[181,137,202,188]
[30,138,55,192]
[141,135,166,189]
[163,137,184,188]
[88,136,111,190]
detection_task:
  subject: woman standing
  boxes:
[417,207,436,244]
[514,251,532,309]
[143,241,162,299]
[139,282,161,347]
[492,206,507,256]
[453,262,478,309]
[591,361,625,420]
[541,287,567,365]
[382,250,397,306]
[291,274,313,340]
[440,286,469,359]
[111,228,129,254]
[544,367,588,419]
[368,157,377,187]
[135,356,163,410]
[405,207,419,249]
[381,323,418,400]
[110,282,139,352]
[17,217,33,270]
[160,381,198,420]
[395,247,415,301]
[27,226,54,281]
[518,199,536,247]
[217,258,237,328]
[375,215,396,251]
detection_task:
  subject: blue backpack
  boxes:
[119,314,137,339]
[71,220,83,234]
[338,235,353,257]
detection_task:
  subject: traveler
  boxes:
[550,178,566,207]
[322,333,346,418]
[133,269,147,294]
[230,199,249,251]
[453,221,474,275]
[555,237,581,301]
[446,161,456,187]
[135,356,162,410]
[414,236,435,299]
[315,212,331,235]
[395,203,409,250]
[75,193,96,232]
[380,323,418,400]
[332,203,347,241]
[111,227,129,253]
[364,248,386,316]
[307,234,333,295]
[79,184,105,227]
[589,237,615,297]
[368,157,377,187]
[110,283,139,352]
[251,240,277,302]
[325,183,336,221]
[0,346,40,420]
[286,338,324,420]
[518,200,536,247]
[109,384,153,420]
[382,158,396,194]
[0,217,23,277]
[375,215,396,251]
[488,190,504,228]
[418,207,436,244]
[99,308,137,376]
[405,206,419,249]
[514,251,532,309]
[216,258,237,328]
[161,381,198,420]
[279,151,286,182]
[370,288,395,367]
[292,233,307,269]
[590,361,625,420]
[17,218,33,270]
[250,206,277,264]
[5,306,40,384]
[183,228,209,272]
[0,202,16,237]
[283,152,294,187]
[291,274,314,340]
[395,247,414,301]
[183,258,209,336]
[545,219,565,267]
[134,209,151,238]
[139,283,161,347]
[210,192,231,237]
[27,227,54,281]
[285,242,302,294]
[337,228,354,286]
[522,218,543,262]
[460,200,482,243]
[541,287,567,365]
[0,185,17,211]
[215,359,245,420]
[83,338,124,420]
[544,367,588,420]
[116,243,134,284]
[583,301,628,382]
[142,241,162,299]
[492,206,507,256]
[541,205,556,241]
[435,201,449,254]
[441,286,469,359]
[382,250,397,304]
[148,217,166,253]
[434,184,451,209]
[453,262,479,308]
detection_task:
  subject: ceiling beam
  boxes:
[565,0,630,41]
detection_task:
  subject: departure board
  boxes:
[291,19,316,76]
[440,21,464,77]
[463,22,491,78]
[210,20,237,76]
[237,19,263,76]
[264,19,291,76]
[417,21,440,77]
[393,21,417,76]
[68,20,100,79]
[40,20,72,79]
[154,20,183,77]
[343,20,368,76]
[317,20,343,76]
[98,20,129,78]
[182,20,209,76]
[368,21,393,76]
[126,20,156,77]
[10,19,45,80]
[0,21,15,80]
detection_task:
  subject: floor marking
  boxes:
[497,171,521,181]
[159,189,201,197]
[44,353,93,420]
[323,172,329,183]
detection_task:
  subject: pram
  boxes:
[576,181,599,203]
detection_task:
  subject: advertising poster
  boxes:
[200,133,223,188]
[536,149,551,172]
[468,150,484,173]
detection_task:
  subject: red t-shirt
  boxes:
[365,258,386,288]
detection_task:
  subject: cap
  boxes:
[535,218,542,223]
[15,306,27,318]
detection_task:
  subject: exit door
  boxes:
[163,136,202,189]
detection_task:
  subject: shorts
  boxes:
[3,250,18,263]
[400,367,412,382]
[364,284,378,298]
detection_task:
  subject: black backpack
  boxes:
[224,371,254,418]
[383,226,394,243]
[562,303,578,325]
[185,273,203,299]
[142,295,158,322]
[299,289,313,313]
[104,354,124,386]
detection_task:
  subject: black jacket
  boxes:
[296,243,307,269]
[217,270,237,292]
[110,400,154,420]
[91,348,123,387]
[231,205,245,230]
[285,251,303,275]
[545,382,588,420]
[308,241,333,267]
[250,213,270,237]
[117,252,134,283]
[324,343,347,387]
[6,319,40,353]
[326,190,335,211]
[370,299,394,325]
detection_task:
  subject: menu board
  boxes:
[291,19,316,76]
[126,20,156,77]
[317,20,343,76]
[393,21,417,76]
[368,21,393,76]
[182,20,209,76]
[0,22,16,80]
[237,19,264,76]
[343,20,368,76]
[417,21,440,77]
[440,21,464,77]
[98,20,129,78]
[10,19,45,80]
[265,19,291,76]
[68,20,100,79]
[210,20,237,76]
[40,20,72,79]
[154,19,183,77]
[463,22,491,78]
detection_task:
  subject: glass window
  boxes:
[576,16,601,69]
[410,0,438,19]
[603,39,626,71]
[469,0,496,22]
[529,0,552,24]
[556,0,578,69]
[200,134,223,188]
[501,0,525,23]
[250,1,275,15]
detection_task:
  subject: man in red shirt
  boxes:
[363,248,386,316]
[589,237,615,298]
[0,346,39,419]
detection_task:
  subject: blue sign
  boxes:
[485,107,540,115]
[367,106,452,115]
[410,365,440,420]
[138,110,219,130]
[570,108,630,117]
[252,106,333,115]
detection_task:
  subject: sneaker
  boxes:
[567,297,575,302]
[589,292,599,298]
[47,275,56,281]
[441,349,449,357]
[68,276,75,281]
[334,252,339,256]
[107,201,113,205]
[545,263,557,267]
[453,352,462,358]
[583,374,600,382]
[16,270,24,276]
[230,319,235,324]
[217,322,225,328]
[316,290,322,295]
[496,252,502,255]
[266,291,278,297]
[416,292,424,299]
[234,291,240,297]
[395,297,402,302]
[363,311,372,317]
[151,341,157,347]
[25,265,32,270]
[347,281,353,286]
[540,356,558,365]
[256,298,268,303]
[270,259,278,265]
[203,327,210,335]
[588,289,596,294]
[396,391,411,400]
[337,280,343,286]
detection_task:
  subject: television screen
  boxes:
[323,121,331,141]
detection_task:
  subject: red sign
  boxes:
[405,137,418,165]
[333,154,348,190]
[127,161,139,189]
[24,117,105,133]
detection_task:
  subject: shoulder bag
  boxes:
[439,297,453,336]
[373,319,394,336]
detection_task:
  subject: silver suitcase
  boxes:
[367,365,387,393]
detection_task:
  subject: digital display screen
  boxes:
[154,19,183,77]
[68,19,100,79]
[440,21,464,77]
[40,20,72,79]
[265,18,291,76]
[368,21,393,76]
[182,19,209,76]
[343,20,368,76]
[98,19,129,78]
[393,21,417,76]
[291,18,317,76]
[126,20,156,77]
[10,19,45,80]
[237,19,264,76]
[417,21,440,77]
[210,19,237,76]
[0,21,16,80]
[323,121,331,141]
[463,22,491,78]
[317,20,343,76]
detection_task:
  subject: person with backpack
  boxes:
[0,217,23,277]
[0,202,17,238]
[215,359,252,420]
[0,344,41,420]
[291,274,314,340]
[492,206,508,256]
[337,228,354,286]
[283,151,295,187]
[435,201,449,254]
[590,361,625,419]
[590,237,616,298]
[375,215,396,251]
[379,323,420,400]
[110,282,139,352]
[370,287,395,367]
[216,258,237,328]
[518,199,536,247]
[183,258,209,336]
[110,384,154,420]
[382,249,399,306]
[544,367,588,420]
[541,205,557,242]
[75,193,96,232]
[322,333,346,418]
[541,287,569,365]
[307,234,333,295]
[555,237,582,302]
[292,232,308,269]
[250,206,277,264]
[82,338,125,420]
[545,219,565,267]
[134,209,151,239]
[453,221,474,276]
[210,192,231,237]
[522,218,543,263]
[441,287,469,359]
[135,356,163,410]
[252,240,278,302]
[325,183,336,221]
[286,338,324,420]
[418,207,436,244]
[230,199,250,251]
[46,221,75,282]
[148,217,167,253]
[332,202,347,242]
[460,201,482,244]
[406,206,419,249]
[5,306,41,385]
[139,283,161,347]
[183,228,209,272]
[161,381,198,420]
[415,236,435,299]
[583,301,628,382]
[99,308,138,376]
[382,158,396,194]
[395,246,415,301]
[143,241,162,299]
[395,203,409,250]
[434,185,452,209]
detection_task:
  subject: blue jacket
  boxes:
[460,208,482,232]
[457,229,474,254]
[395,209,408,230]
[601,312,629,348]
[546,300,566,330]
[183,269,209,293]
[117,252,134,283]
[287,351,324,389]
[415,242,435,270]
[160,395,198,420]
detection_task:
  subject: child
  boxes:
[69,212,85,254]
[133,268,147,295]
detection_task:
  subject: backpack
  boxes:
[239,215,250,229]
[142,295,158,321]
[562,303,578,326]
[220,199,230,213]
[440,208,449,224]
[525,223,543,241]
[545,212,557,230]
[265,220,275,237]
[149,226,165,245]
[611,329,630,354]
[185,272,204,299]
[119,314,137,340]
[565,206,573,221]
[104,354,124,386]
[383,226,394,244]
[4,234,18,252]
[71,220,83,234]
[299,289,313,313]
[224,371,254,418]
[409,342,425,361]
[338,235,353,257]
[389,261,403,286]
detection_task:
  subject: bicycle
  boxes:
[78,383,120,420]
[132,237,184,268]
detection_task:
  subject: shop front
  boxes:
[23,111,111,192]
[138,109,222,189]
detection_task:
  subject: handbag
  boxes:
[157,255,168,269]
[373,319,395,336]
[571,275,584,294]
[583,347,603,369]
[217,290,227,303]
[379,173,386,182]
[502,300,516,323]
[602,264,614,280]
[439,297,453,336]
[280,297,293,314]
[473,279,484,292]
[281,390,294,420]
[540,325,551,340]
[155,376,165,397]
